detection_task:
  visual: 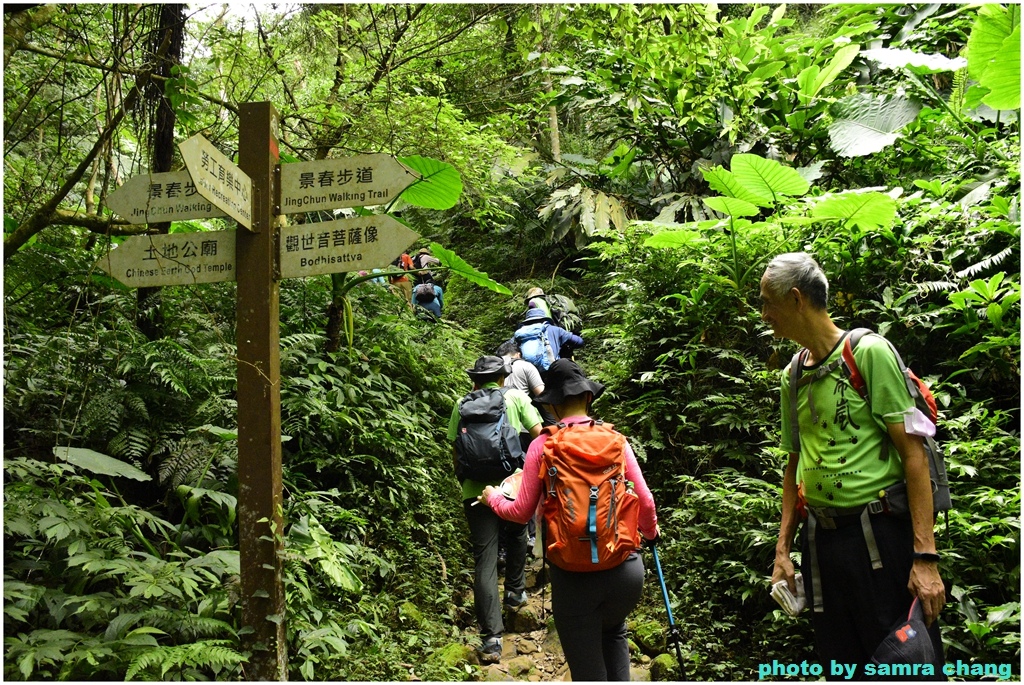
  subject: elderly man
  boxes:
[762,252,944,679]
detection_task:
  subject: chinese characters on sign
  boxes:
[179,134,253,229]
[97,231,237,288]
[279,154,420,214]
[279,215,419,279]
[106,170,227,223]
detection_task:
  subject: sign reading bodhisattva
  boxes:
[279,215,419,279]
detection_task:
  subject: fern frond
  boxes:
[957,247,1015,279]
[917,280,957,294]
[108,428,153,461]
[125,640,245,680]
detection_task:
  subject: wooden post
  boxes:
[235,102,287,680]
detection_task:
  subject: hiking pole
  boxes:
[651,542,685,680]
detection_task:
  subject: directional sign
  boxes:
[279,214,419,279]
[106,171,227,223]
[97,231,236,288]
[279,154,420,215]
[179,134,253,229]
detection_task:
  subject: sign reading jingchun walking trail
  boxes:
[279,153,419,214]
[96,106,423,680]
[105,170,227,223]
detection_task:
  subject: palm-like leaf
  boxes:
[828,94,922,157]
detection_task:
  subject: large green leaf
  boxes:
[396,156,463,210]
[644,228,706,249]
[860,47,967,74]
[730,154,810,202]
[701,167,771,207]
[811,44,861,98]
[53,447,152,481]
[429,242,511,295]
[703,196,759,218]
[980,24,1020,111]
[827,94,922,157]
[810,191,896,230]
[966,4,1016,81]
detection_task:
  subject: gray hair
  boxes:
[763,252,829,310]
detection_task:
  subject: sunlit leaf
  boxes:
[828,94,921,157]
[53,447,152,481]
[429,242,511,295]
[397,156,462,210]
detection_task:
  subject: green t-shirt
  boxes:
[447,383,542,501]
[780,333,915,508]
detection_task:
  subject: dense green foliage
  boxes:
[4,2,1019,681]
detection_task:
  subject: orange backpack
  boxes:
[538,420,641,572]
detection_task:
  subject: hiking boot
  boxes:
[477,636,502,663]
[504,590,528,607]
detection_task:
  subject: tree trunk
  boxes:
[536,6,561,163]
[137,4,186,341]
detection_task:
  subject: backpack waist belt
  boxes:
[806,501,886,614]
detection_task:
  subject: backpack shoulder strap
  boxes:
[842,328,874,400]
[788,350,806,455]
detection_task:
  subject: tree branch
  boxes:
[3,4,60,64]
[4,32,172,261]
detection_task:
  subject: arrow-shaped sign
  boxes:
[96,231,236,288]
[279,154,420,215]
[279,215,419,279]
[179,134,253,229]
[106,170,228,224]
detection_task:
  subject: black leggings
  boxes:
[548,554,645,681]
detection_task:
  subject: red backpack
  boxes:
[538,421,641,572]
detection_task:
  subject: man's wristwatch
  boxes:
[912,551,941,563]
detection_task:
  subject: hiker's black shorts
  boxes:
[799,512,944,680]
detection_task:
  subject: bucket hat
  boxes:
[524,287,545,303]
[466,355,511,380]
[869,598,938,675]
[521,308,552,325]
[534,359,604,406]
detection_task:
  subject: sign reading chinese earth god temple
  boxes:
[279,154,419,214]
[98,230,236,288]
[279,214,419,279]
[179,134,253,229]
[106,170,228,224]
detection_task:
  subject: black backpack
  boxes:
[414,282,436,303]
[454,388,525,482]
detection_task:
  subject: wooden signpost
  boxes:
[99,104,422,680]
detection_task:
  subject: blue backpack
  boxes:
[515,322,556,372]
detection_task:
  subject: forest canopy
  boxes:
[3,3,1019,681]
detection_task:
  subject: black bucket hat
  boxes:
[534,359,604,406]
[466,355,511,380]
[869,598,938,676]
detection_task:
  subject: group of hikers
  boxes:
[447,254,947,682]
[386,247,444,318]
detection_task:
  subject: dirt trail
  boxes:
[466,555,654,682]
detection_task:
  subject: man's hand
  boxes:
[909,560,945,626]
[772,554,797,595]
